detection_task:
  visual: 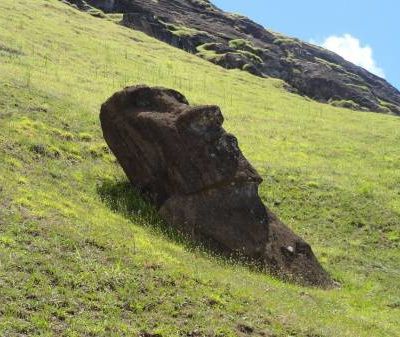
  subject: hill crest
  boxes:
[64,0,400,115]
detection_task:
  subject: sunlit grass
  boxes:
[0,0,399,336]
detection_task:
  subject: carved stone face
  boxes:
[101,86,261,203]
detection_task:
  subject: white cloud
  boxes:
[312,34,385,78]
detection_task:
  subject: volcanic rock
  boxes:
[100,85,332,287]
[62,0,400,115]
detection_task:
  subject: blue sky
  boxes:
[213,0,399,89]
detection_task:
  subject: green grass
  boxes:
[329,99,362,110]
[228,39,263,57]
[314,57,345,71]
[379,100,399,115]
[196,43,226,62]
[0,0,399,336]
[197,42,262,66]
[165,23,207,38]
[272,38,302,48]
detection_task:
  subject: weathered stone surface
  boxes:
[62,0,400,115]
[100,85,332,287]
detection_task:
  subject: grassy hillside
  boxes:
[0,0,399,336]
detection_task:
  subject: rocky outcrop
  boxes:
[100,85,333,287]
[62,0,400,115]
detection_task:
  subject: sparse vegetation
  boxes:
[379,100,400,114]
[163,21,205,38]
[345,83,371,93]
[197,41,262,66]
[229,38,250,49]
[273,38,302,48]
[237,50,262,64]
[315,57,344,71]
[242,63,252,71]
[229,39,263,60]
[106,13,124,23]
[329,99,362,110]
[196,43,225,62]
[0,0,399,336]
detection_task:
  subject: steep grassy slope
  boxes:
[63,0,400,114]
[0,0,399,336]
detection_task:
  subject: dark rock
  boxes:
[62,0,400,115]
[237,323,254,334]
[61,0,106,17]
[122,13,213,54]
[100,85,333,287]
